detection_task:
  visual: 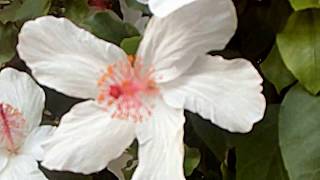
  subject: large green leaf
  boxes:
[289,0,320,11]
[221,161,236,180]
[0,1,21,24]
[64,0,90,23]
[184,145,201,176]
[279,84,320,180]
[235,105,289,180]
[261,44,296,93]
[277,10,320,95]
[237,0,291,60]
[189,113,230,161]
[0,23,17,64]
[83,10,140,45]
[14,0,51,22]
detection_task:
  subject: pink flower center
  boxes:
[97,56,159,122]
[0,103,26,153]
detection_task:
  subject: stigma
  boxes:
[0,103,26,154]
[97,56,159,122]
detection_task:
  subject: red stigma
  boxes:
[109,85,122,99]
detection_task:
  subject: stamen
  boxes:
[0,103,26,153]
[127,55,136,66]
[97,56,159,122]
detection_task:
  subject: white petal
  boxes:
[132,99,185,180]
[42,100,136,174]
[0,151,9,173]
[0,68,45,133]
[162,55,266,132]
[0,155,47,180]
[108,152,134,180]
[148,0,196,17]
[17,16,127,99]
[21,126,55,161]
[137,0,237,83]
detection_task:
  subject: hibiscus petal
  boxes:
[41,100,136,174]
[132,99,185,180]
[0,155,47,180]
[0,68,45,133]
[0,151,9,173]
[162,55,266,132]
[17,16,127,99]
[148,0,196,17]
[137,0,237,83]
[21,126,55,161]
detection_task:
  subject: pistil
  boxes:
[0,103,26,153]
[97,57,159,122]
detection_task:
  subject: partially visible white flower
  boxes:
[137,0,196,17]
[17,0,266,179]
[119,0,149,34]
[0,68,54,180]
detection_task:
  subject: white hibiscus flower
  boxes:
[17,0,266,179]
[0,68,54,180]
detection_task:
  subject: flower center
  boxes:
[97,56,159,122]
[0,103,26,154]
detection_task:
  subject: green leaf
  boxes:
[64,0,90,23]
[0,1,21,24]
[189,113,229,161]
[120,36,142,55]
[125,0,151,14]
[14,0,51,22]
[184,145,201,176]
[236,105,289,180]
[83,11,140,45]
[221,161,236,180]
[277,10,320,95]
[123,159,137,180]
[0,23,17,64]
[123,141,138,180]
[261,44,296,93]
[237,0,291,59]
[289,0,320,11]
[125,0,144,10]
[279,84,320,180]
